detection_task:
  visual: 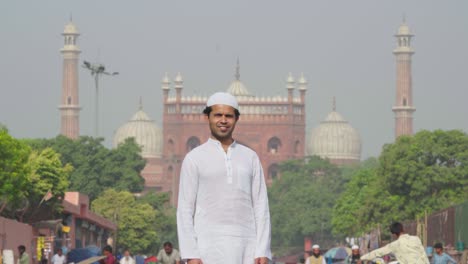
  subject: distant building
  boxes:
[307,98,361,165]
[55,20,365,202]
[113,100,165,189]
[31,192,116,255]
[114,61,309,202]
[58,20,81,139]
[393,19,416,138]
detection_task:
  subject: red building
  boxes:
[114,62,308,203]
[162,68,307,202]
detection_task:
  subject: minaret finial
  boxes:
[139,96,143,110]
[235,57,240,80]
[332,96,336,111]
[402,13,406,23]
[70,13,73,22]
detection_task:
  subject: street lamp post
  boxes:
[82,61,118,137]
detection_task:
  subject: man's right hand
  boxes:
[187,259,203,264]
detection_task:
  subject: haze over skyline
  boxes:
[1,1,467,159]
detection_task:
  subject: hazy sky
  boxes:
[1,1,467,158]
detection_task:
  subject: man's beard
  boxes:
[313,253,320,258]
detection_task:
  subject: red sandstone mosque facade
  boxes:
[58,20,417,200]
[114,62,310,202]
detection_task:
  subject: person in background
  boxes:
[100,246,116,264]
[431,243,456,264]
[51,249,66,264]
[119,250,135,264]
[360,222,429,264]
[156,242,180,264]
[40,248,48,264]
[305,245,326,264]
[17,245,29,264]
[345,245,361,264]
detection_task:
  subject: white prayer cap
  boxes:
[206,92,239,110]
[312,244,320,249]
[352,245,359,250]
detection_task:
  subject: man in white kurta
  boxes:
[177,92,272,264]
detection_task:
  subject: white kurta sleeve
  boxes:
[251,155,272,259]
[176,156,200,260]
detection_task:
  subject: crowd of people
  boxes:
[97,242,181,264]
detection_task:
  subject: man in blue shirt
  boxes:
[431,243,456,264]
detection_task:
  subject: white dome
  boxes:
[227,79,250,96]
[227,58,251,96]
[113,108,163,158]
[307,111,361,162]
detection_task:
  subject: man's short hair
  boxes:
[434,242,443,249]
[203,106,240,118]
[389,222,404,235]
[18,245,26,251]
[163,241,173,248]
[103,245,113,253]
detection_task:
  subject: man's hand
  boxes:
[254,257,268,264]
[187,259,203,264]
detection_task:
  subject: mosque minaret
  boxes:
[392,19,416,138]
[58,20,81,139]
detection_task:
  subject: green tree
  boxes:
[268,156,345,252]
[331,164,379,236]
[0,128,31,214]
[92,189,159,254]
[376,129,468,221]
[26,136,146,200]
[137,192,178,250]
[17,148,72,222]
[332,130,468,236]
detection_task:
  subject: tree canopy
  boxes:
[92,189,173,254]
[26,136,146,200]
[0,128,31,214]
[268,156,347,252]
[332,129,468,236]
[1,129,71,222]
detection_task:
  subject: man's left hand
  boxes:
[254,257,268,264]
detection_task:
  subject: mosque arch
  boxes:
[186,136,201,152]
[268,163,279,180]
[267,137,282,154]
[167,138,175,155]
[167,166,174,180]
[294,140,300,154]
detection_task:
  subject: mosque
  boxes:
[58,19,415,201]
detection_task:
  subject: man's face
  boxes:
[208,105,238,142]
[352,249,360,256]
[57,250,62,256]
[164,245,173,254]
[124,251,130,257]
[435,248,442,255]
[18,248,24,254]
[312,248,320,255]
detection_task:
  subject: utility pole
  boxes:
[82,61,118,137]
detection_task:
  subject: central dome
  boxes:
[307,103,361,164]
[113,104,163,158]
[227,58,251,96]
[227,80,249,96]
